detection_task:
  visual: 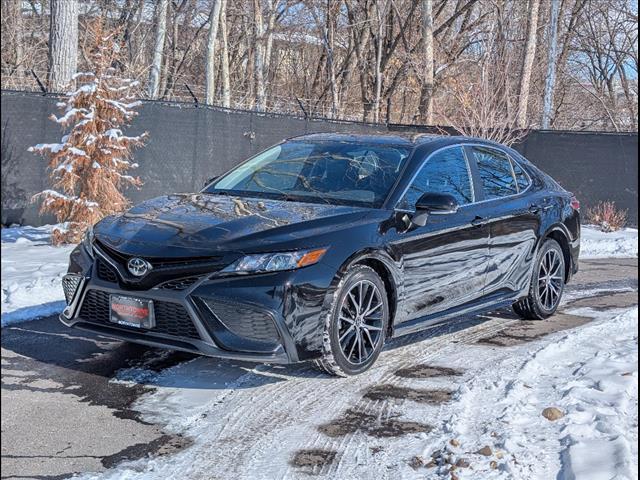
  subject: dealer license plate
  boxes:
[109,295,155,329]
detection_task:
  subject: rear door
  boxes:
[465,145,541,297]
[391,146,490,323]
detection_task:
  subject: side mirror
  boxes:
[203,175,219,188]
[412,192,459,227]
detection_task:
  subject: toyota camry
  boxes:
[60,133,580,376]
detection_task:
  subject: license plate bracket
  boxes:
[109,295,155,329]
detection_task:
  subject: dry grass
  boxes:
[586,201,628,232]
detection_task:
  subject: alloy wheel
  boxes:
[337,280,384,365]
[537,249,563,311]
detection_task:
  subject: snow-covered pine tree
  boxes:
[29,21,147,244]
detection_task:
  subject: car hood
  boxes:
[94,193,375,257]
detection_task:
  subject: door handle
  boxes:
[471,216,485,227]
[529,204,541,214]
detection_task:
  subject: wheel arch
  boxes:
[540,224,573,282]
[332,248,401,339]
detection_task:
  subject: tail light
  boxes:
[570,196,580,211]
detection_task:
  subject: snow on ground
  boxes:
[0,224,636,328]
[1,223,637,478]
[74,295,637,480]
[1,225,75,326]
[581,225,638,259]
[423,306,638,480]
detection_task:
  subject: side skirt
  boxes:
[391,290,521,338]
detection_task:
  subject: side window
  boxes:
[399,146,473,210]
[511,159,530,192]
[473,147,518,199]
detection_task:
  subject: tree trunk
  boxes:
[418,0,434,124]
[345,0,373,121]
[372,1,389,123]
[48,0,78,92]
[205,0,223,105]
[263,0,278,80]
[253,0,266,111]
[516,0,540,128]
[326,7,340,119]
[542,0,560,129]
[148,0,169,99]
[220,0,231,108]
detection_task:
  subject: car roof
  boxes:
[287,132,501,149]
[288,132,443,146]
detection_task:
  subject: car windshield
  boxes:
[204,141,412,208]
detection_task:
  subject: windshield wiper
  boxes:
[206,190,232,196]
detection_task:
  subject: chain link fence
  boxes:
[2,90,637,227]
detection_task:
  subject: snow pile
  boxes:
[397,306,638,480]
[496,307,638,479]
[554,310,637,480]
[1,225,75,326]
[581,225,638,258]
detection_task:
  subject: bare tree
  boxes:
[542,0,560,129]
[308,1,341,118]
[253,0,267,110]
[2,0,23,72]
[2,0,636,132]
[205,0,223,105]
[220,0,231,108]
[48,0,79,92]
[418,0,434,124]
[516,0,540,128]
[148,0,169,99]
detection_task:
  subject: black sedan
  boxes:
[60,133,580,376]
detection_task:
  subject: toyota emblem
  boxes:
[127,257,151,277]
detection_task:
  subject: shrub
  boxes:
[586,201,627,232]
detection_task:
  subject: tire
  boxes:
[513,239,566,320]
[314,265,389,377]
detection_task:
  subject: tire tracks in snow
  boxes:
[295,285,637,479]
[92,279,636,479]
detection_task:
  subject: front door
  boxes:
[390,146,490,324]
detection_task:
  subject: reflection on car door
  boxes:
[390,146,490,327]
[466,146,541,297]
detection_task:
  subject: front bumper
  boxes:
[61,245,336,364]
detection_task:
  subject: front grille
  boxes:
[95,240,222,270]
[204,300,280,342]
[157,276,201,291]
[79,290,201,340]
[97,259,119,283]
[93,240,232,290]
[62,275,82,304]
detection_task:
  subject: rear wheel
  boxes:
[314,265,389,377]
[513,239,565,320]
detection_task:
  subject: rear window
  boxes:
[472,147,518,199]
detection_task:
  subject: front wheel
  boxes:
[513,239,566,320]
[314,265,389,377]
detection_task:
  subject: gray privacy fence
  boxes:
[2,90,638,226]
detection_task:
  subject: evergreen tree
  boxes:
[30,21,147,244]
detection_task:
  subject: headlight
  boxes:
[222,248,327,274]
[82,225,95,257]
